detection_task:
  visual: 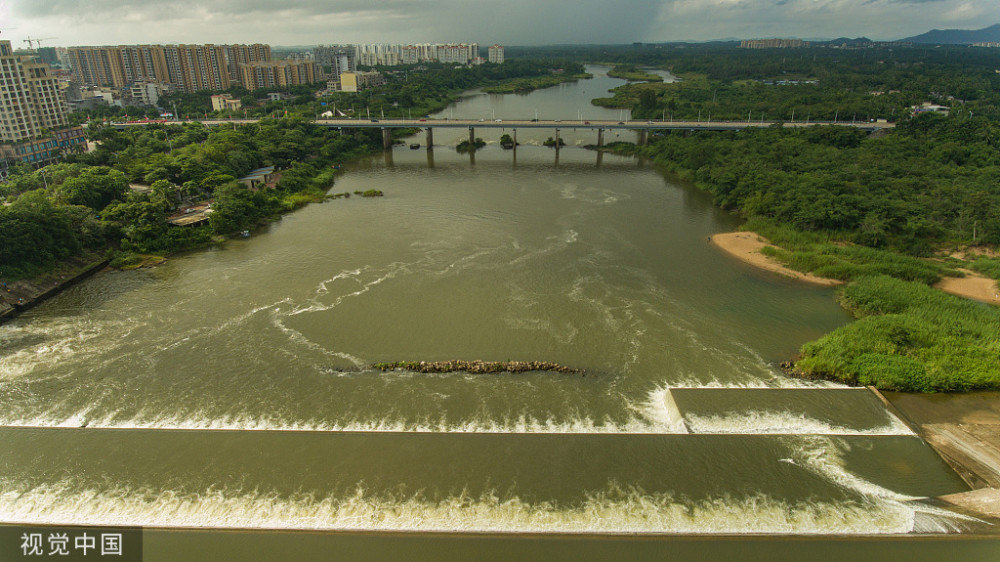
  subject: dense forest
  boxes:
[516,43,1000,121]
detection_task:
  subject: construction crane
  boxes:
[23,36,57,50]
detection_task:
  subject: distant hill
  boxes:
[902,24,1000,44]
[820,37,874,47]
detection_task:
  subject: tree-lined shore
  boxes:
[582,44,1000,392]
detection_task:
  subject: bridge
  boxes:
[116,117,893,150]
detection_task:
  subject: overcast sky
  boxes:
[1,0,996,48]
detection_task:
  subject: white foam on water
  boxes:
[684,411,914,437]
[2,384,900,437]
[789,436,981,532]
[665,376,845,390]
[270,313,366,367]
[0,480,925,534]
[0,316,141,382]
[0,423,976,534]
[0,410,676,434]
[632,386,688,434]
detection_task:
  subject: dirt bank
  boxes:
[935,270,1000,306]
[709,232,842,287]
[0,252,108,324]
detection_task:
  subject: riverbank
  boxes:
[605,65,664,82]
[878,389,1000,520]
[712,231,1000,305]
[935,270,1000,306]
[0,250,108,325]
[481,73,592,94]
[709,231,842,286]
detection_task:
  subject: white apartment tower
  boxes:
[488,45,504,64]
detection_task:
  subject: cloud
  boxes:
[653,0,994,41]
[4,0,998,46]
[8,0,667,45]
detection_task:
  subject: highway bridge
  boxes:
[115,117,893,149]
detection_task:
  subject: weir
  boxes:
[667,387,913,435]
[0,427,971,533]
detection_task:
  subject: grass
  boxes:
[970,257,1000,281]
[795,275,1000,392]
[606,65,664,82]
[745,217,958,285]
[281,188,327,210]
[109,253,166,270]
[482,73,592,94]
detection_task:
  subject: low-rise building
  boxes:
[237,166,276,189]
[210,93,242,112]
[740,39,808,49]
[128,81,174,107]
[338,71,384,92]
[911,102,950,116]
[0,126,87,167]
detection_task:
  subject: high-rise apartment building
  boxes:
[313,45,356,78]
[488,45,504,64]
[223,44,272,81]
[67,46,128,88]
[1,40,70,142]
[370,43,481,66]
[0,40,85,166]
[238,60,320,89]
[66,43,272,92]
[163,44,230,92]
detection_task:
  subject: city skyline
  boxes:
[1,0,997,48]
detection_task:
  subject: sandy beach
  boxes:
[712,231,1000,305]
[709,232,842,286]
[935,269,1000,306]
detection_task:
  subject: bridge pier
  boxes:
[513,129,517,151]
[638,130,648,146]
[426,127,433,149]
[555,128,560,151]
[597,129,604,148]
[469,127,475,146]
[382,128,392,150]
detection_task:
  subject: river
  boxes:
[0,66,990,560]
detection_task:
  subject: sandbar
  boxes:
[709,232,842,286]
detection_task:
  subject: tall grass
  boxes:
[971,257,1000,281]
[796,276,1000,392]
